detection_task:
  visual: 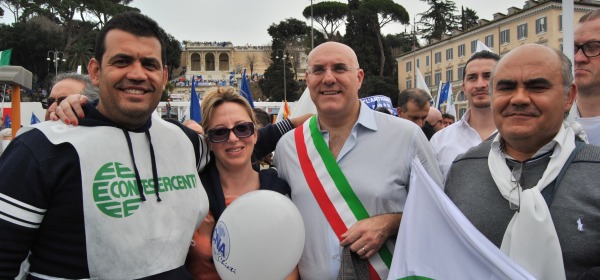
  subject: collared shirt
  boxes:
[492,133,558,161]
[274,102,443,280]
[567,104,600,145]
[430,109,496,178]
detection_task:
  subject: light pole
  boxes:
[275,49,293,102]
[311,0,314,50]
[47,50,66,76]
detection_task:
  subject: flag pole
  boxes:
[11,84,20,138]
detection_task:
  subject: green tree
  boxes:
[418,0,459,43]
[81,0,136,28]
[460,6,479,31]
[0,21,64,90]
[260,18,309,102]
[64,28,96,73]
[345,0,380,77]
[344,0,402,101]
[0,0,25,23]
[362,0,409,76]
[302,1,348,41]
[386,32,420,54]
[161,31,182,80]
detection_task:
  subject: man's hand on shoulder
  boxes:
[288,114,314,128]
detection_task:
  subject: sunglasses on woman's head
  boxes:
[206,122,255,143]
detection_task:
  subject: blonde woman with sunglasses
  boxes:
[185,87,299,280]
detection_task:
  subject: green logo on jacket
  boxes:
[92,162,198,218]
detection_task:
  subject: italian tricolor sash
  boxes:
[294,116,392,279]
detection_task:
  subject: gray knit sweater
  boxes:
[445,139,600,279]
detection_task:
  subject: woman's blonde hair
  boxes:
[200,86,256,130]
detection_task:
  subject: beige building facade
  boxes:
[172,41,307,100]
[396,0,599,119]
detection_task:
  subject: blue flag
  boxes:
[438,82,450,110]
[190,79,201,122]
[240,69,255,108]
[30,112,41,125]
[3,114,11,128]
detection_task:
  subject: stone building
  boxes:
[171,41,307,101]
[396,0,600,119]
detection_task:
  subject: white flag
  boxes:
[387,159,535,280]
[415,68,433,100]
[434,82,444,109]
[445,83,456,117]
[289,87,316,118]
[476,40,494,53]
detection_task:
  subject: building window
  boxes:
[426,55,430,67]
[406,79,412,89]
[416,58,420,68]
[191,53,201,71]
[485,35,494,48]
[536,17,547,34]
[425,73,431,87]
[219,53,230,71]
[559,15,563,31]
[471,40,477,54]
[435,52,442,64]
[406,61,412,72]
[458,64,465,81]
[458,44,465,57]
[459,107,467,119]
[434,71,442,86]
[500,29,510,45]
[446,69,454,83]
[518,23,528,39]
[446,48,453,60]
[457,91,466,101]
[205,53,215,71]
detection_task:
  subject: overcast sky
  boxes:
[1,0,527,45]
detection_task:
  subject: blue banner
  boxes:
[360,95,396,115]
[240,69,255,108]
[438,82,450,110]
[30,112,41,125]
[189,79,201,122]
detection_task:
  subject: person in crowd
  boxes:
[568,9,600,145]
[441,113,455,127]
[253,107,272,127]
[182,119,204,134]
[0,12,214,279]
[274,41,443,280]
[422,107,443,140]
[430,50,500,178]
[43,73,99,121]
[397,88,431,127]
[185,87,298,280]
[445,44,600,279]
[374,106,392,115]
[251,107,274,170]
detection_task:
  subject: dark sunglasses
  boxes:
[206,122,255,143]
[41,96,67,109]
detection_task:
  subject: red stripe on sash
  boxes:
[294,124,348,239]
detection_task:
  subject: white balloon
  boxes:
[212,190,305,280]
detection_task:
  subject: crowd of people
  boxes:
[0,8,599,280]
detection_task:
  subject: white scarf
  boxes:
[488,123,574,280]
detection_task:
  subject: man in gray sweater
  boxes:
[445,44,600,279]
